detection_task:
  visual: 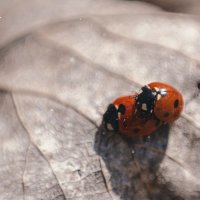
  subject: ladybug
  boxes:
[103,82,183,137]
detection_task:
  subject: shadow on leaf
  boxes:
[94,123,183,200]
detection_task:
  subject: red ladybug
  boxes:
[103,82,183,137]
[145,82,184,124]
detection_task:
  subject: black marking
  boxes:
[133,128,140,133]
[118,104,126,114]
[136,86,156,118]
[164,112,170,118]
[103,104,119,131]
[174,99,179,108]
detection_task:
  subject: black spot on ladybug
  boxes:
[155,119,160,127]
[118,104,126,114]
[197,81,200,90]
[164,112,170,118]
[133,128,140,133]
[174,99,179,108]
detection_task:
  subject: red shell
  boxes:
[148,82,183,124]
[113,95,161,137]
[103,82,183,137]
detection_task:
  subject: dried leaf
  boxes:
[0,0,200,199]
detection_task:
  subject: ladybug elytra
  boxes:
[103,82,183,137]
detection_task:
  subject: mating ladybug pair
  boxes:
[103,82,183,137]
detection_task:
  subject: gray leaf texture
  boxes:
[0,0,200,200]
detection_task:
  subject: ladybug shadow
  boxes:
[94,124,179,199]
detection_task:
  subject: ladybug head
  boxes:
[102,104,119,132]
[135,85,157,118]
